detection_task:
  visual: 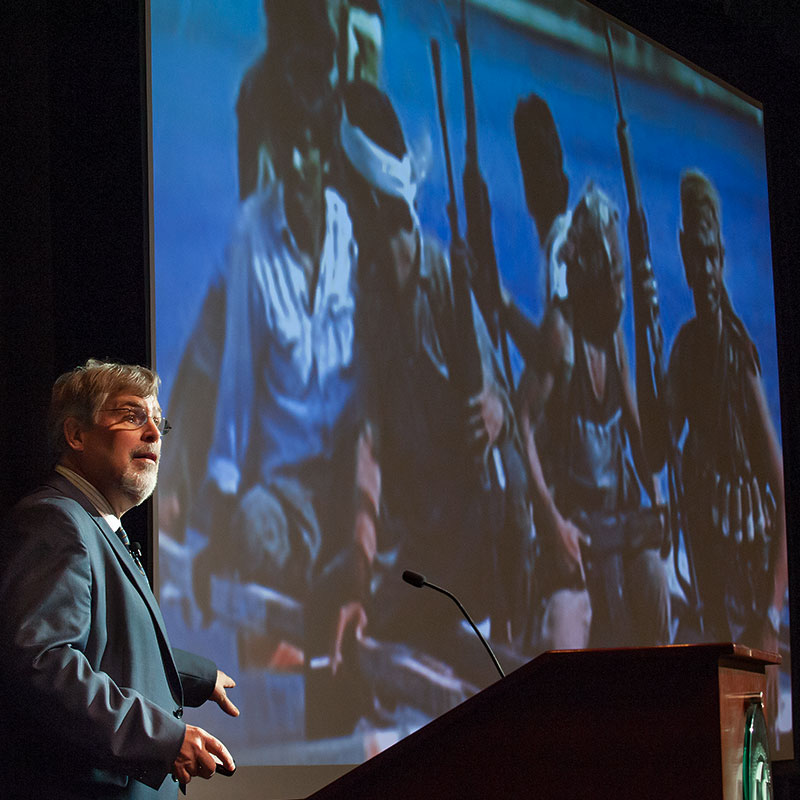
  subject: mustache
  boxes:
[132,448,159,461]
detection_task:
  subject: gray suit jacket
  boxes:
[0,474,216,799]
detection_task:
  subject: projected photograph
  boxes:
[150,0,792,770]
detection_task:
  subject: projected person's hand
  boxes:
[550,514,587,585]
[331,601,367,676]
[210,669,239,717]
[466,385,504,456]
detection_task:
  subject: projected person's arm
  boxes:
[330,422,379,675]
[205,216,261,516]
[466,378,507,458]
[637,321,688,481]
[745,365,787,645]
[464,283,512,459]
[628,236,674,475]
[616,327,659,504]
[517,305,586,581]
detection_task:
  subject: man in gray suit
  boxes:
[0,359,238,798]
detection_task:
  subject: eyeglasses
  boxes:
[102,406,172,435]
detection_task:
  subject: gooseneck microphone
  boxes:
[401,570,505,678]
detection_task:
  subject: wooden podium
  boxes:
[306,643,779,799]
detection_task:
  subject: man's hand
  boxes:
[172,724,235,785]
[210,670,239,717]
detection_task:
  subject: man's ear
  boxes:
[62,417,87,453]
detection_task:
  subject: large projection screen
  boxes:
[149,0,792,794]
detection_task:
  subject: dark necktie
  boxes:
[117,525,146,577]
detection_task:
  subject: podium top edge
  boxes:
[729,642,781,665]
[537,642,781,666]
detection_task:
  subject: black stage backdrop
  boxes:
[2,1,800,797]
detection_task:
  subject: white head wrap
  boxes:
[340,107,418,210]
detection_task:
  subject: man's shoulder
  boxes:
[7,478,93,533]
[0,484,95,573]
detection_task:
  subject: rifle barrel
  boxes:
[604,25,625,124]
[430,38,460,241]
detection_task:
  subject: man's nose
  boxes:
[141,418,161,441]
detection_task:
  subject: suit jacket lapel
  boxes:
[43,474,184,705]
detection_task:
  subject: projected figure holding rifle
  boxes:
[312,80,532,699]
[194,59,362,617]
[635,171,787,655]
[160,0,347,563]
[602,25,786,661]
[517,184,670,650]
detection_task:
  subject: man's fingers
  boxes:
[213,682,240,717]
[196,754,218,779]
[212,754,237,776]
[213,670,240,716]
[218,692,240,717]
[172,765,191,785]
[174,726,236,783]
[217,669,236,689]
[205,733,236,772]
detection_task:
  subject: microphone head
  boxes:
[402,569,426,588]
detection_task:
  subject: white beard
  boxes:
[119,460,159,507]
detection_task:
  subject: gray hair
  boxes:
[49,358,160,458]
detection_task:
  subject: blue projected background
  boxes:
[150,1,790,792]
